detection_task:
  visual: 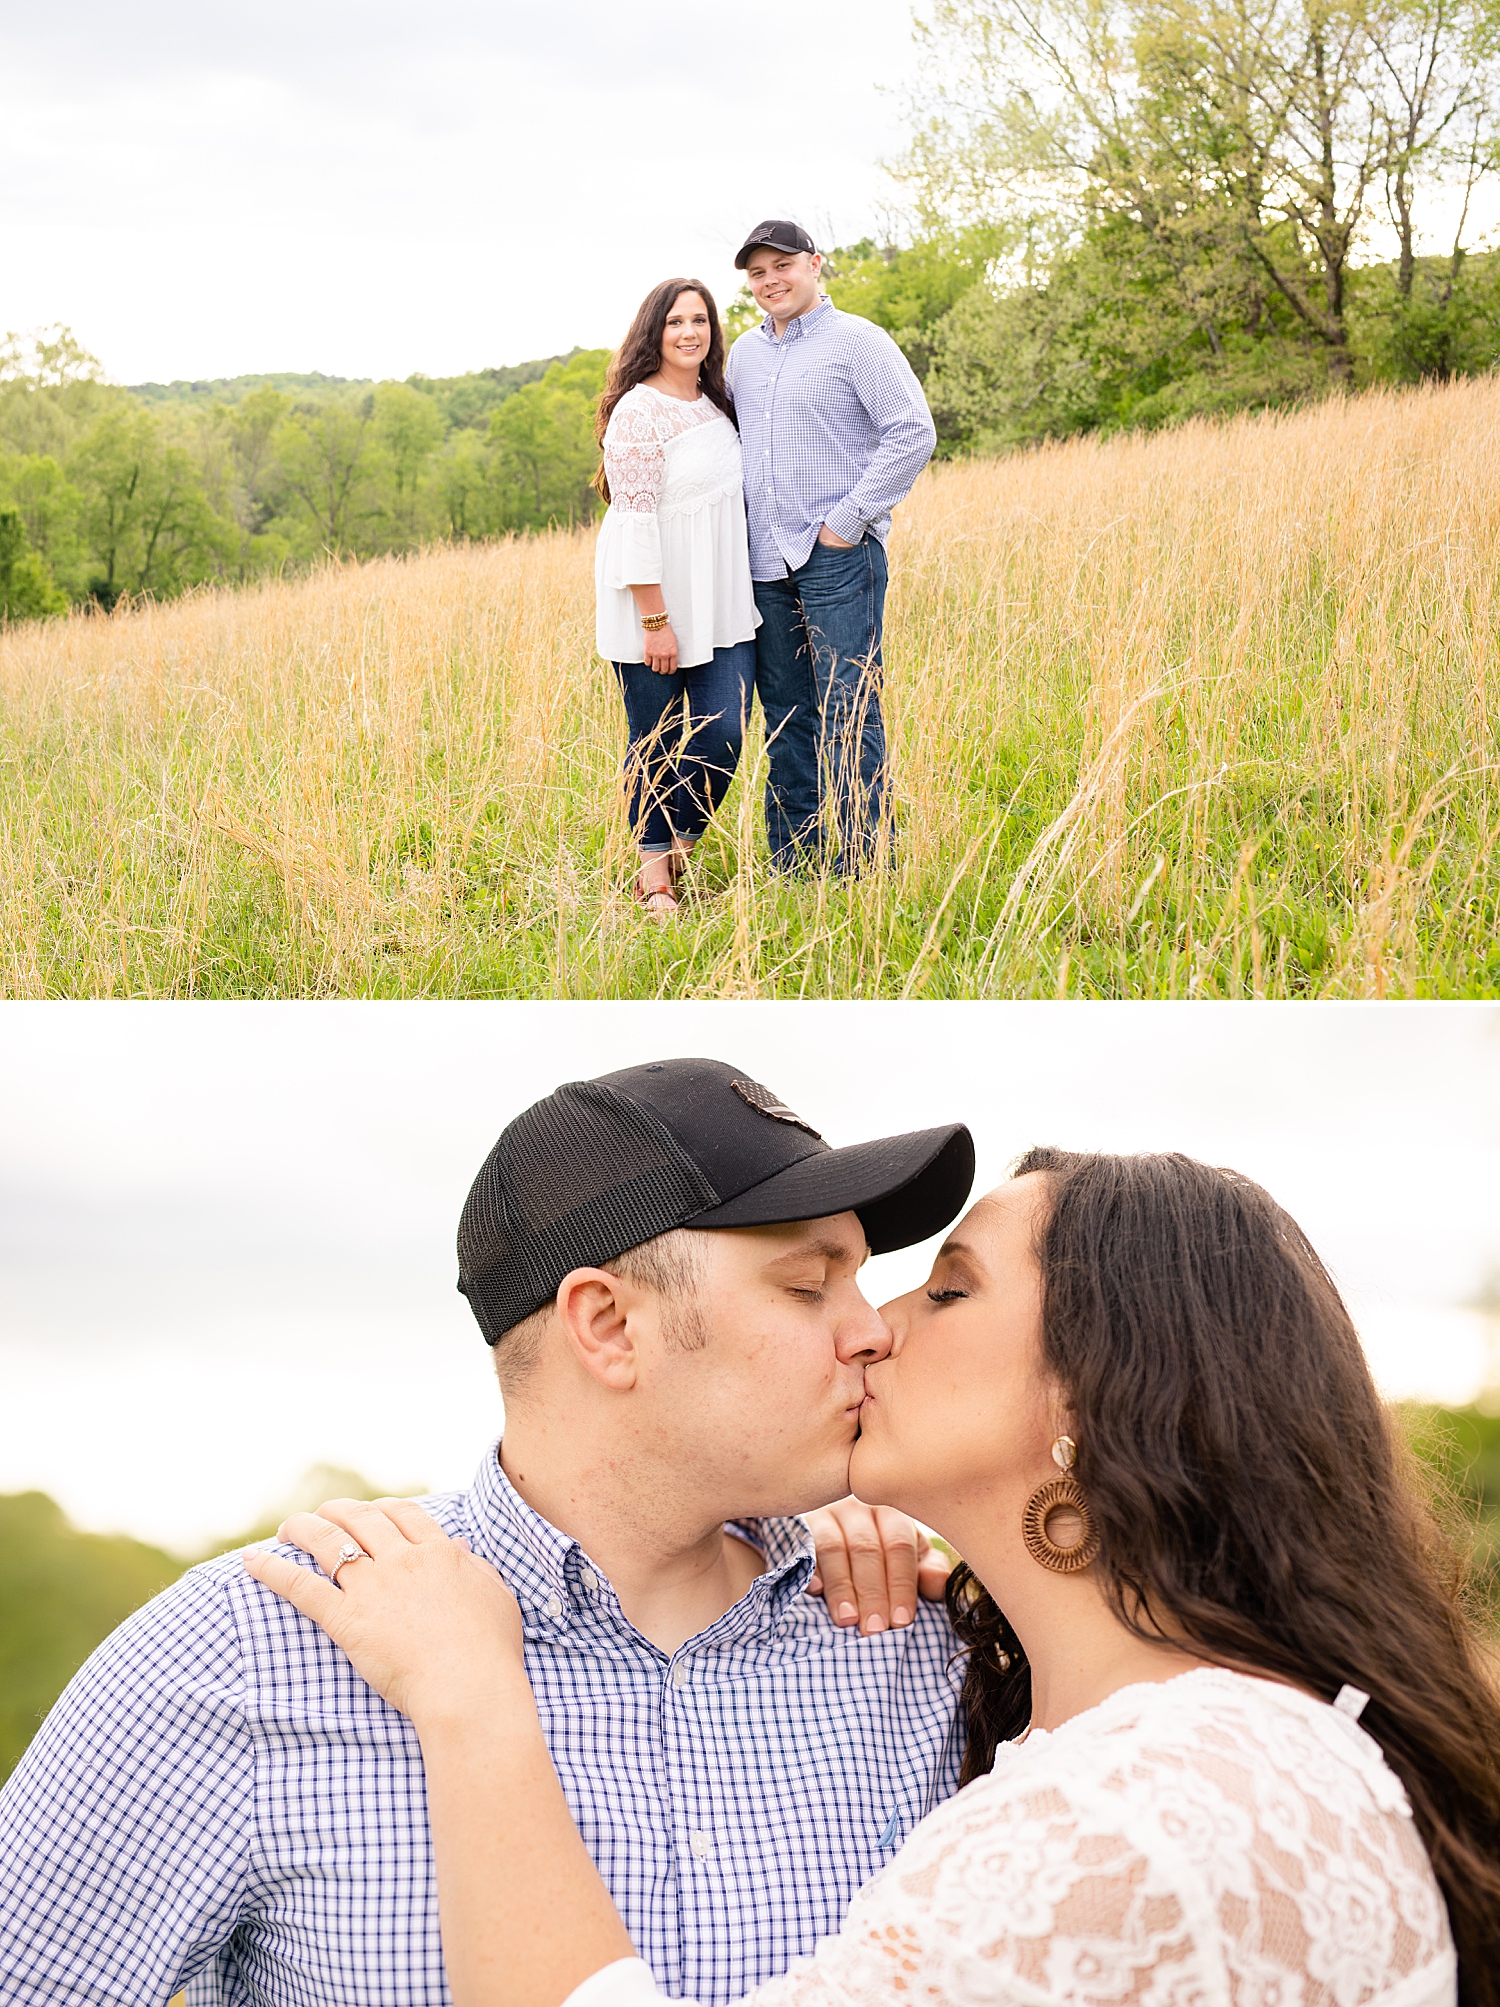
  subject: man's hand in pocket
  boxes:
[817,524,856,549]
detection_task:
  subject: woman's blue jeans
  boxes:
[612,640,755,854]
[752,534,890,875]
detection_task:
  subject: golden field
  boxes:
[2,374,1496,997]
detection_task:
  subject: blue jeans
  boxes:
[612,640,754,853]
[752,534,891,874]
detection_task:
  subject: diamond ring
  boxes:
[331,1540,366,1588]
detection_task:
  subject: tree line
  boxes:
[0,329,608,619]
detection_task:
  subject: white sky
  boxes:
[1,0,918,385]
[2,1001,1497,1553]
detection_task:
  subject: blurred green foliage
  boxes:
[0,330,610,617]
[0,1493,184,1782]
[0,1465,409,1783]
[1398,1403,1500,1627]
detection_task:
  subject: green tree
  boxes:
[0,326,118,459]
[188,386,295,580]
[0,453,86,595]
[722,287,763,342]
[487,349,609,532]
[67,405,230,605]
[373,381,445,546]
[0,506,68,619]
[1351,248,1500,381]
[439,426,500,539]
[824,230,1003,379]
[274,393,380,554]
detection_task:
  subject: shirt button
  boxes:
[670,1660,690,1686]
[690,1832,713,1859]
[545,1595,563,1618]
[579,1569,598,1592]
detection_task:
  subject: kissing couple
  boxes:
[3,1058,1497,2004]
[593,220,936,912]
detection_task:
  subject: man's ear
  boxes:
[554,1267,644,1391]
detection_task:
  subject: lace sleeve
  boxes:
[603,394,668,515]
[560,1674,1456,2007]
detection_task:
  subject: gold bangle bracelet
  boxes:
[640,611,670,632]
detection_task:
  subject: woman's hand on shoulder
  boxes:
[244,1497,526,1727]
[806,1496,953,1634]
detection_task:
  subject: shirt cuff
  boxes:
[562,1958,665,2007]
[821,500,867,545]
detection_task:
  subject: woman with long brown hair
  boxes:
[249,1149,1500,2007]
[593,279,759,917]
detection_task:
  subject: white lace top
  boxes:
[594,385,761,670]
[566,1669,1456,2007]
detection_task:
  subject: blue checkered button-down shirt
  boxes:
[726,301,935,580]
[0,1444,963,2007]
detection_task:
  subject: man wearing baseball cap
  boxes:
[727,221,936,876]
[0,1060,972,2007]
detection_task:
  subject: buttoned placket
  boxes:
[659,1566,795,1962]
[764,328,795,569]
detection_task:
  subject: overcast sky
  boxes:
[2,1001,1496,1552]
[2,0,919,384]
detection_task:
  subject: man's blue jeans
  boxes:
[612,640,754,853]
[752,534,890,875]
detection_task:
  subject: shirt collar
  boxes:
[466,1440,818,1647]
[760,297,836,342]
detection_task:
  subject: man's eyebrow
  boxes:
[765,1236,867,1268]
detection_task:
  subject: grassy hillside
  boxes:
[2,373,1495,999]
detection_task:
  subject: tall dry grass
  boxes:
[2,375,1496,996]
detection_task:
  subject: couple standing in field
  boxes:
[593,220,936,914]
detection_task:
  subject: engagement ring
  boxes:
[331,1541,365,1587]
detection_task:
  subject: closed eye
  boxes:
[926,1288,969,1304]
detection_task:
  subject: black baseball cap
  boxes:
[734,219,817,269]
[457,1057,974,1344]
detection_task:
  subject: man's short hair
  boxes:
[493,1227,708,1394]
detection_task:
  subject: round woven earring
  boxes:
[1021,1435,1101,1574]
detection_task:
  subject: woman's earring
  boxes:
[1021,1435,1101,1574]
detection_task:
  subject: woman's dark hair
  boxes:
[593,279,732,503]
[946,1148,1500,1999]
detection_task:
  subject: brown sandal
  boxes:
[633,872,680,919]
